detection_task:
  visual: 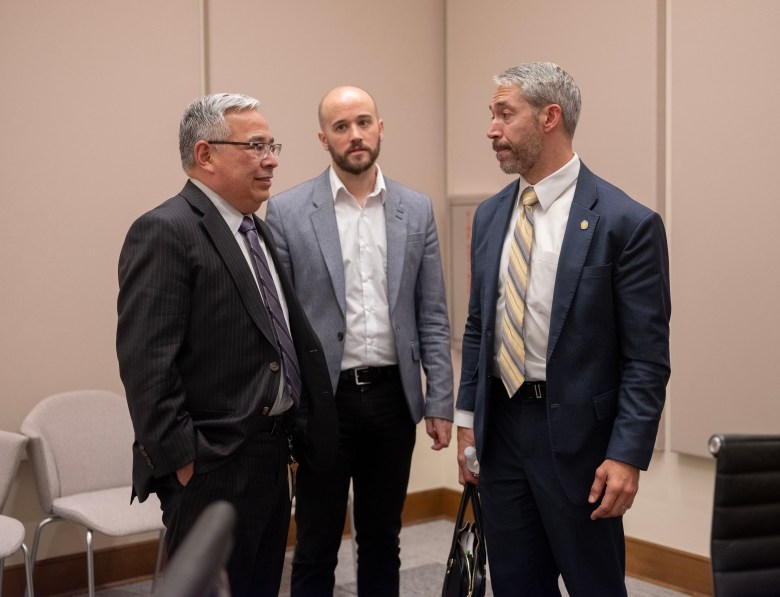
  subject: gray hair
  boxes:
[494,62,581,137]
[179,93,261,171]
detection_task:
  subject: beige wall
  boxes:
[2,0,779,569]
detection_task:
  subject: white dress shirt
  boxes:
[190,178,292,415]
[455,154,580,428]
[328,165,398,370]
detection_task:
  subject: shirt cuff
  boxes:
[454,409,474,428]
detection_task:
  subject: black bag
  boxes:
[442,483,487,597]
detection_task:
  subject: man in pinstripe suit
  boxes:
[117,93,337,597]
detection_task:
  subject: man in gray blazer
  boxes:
[266,86,453,596]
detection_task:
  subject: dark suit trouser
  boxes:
[291,375,416,597]
[479,381,627,597]
[156,427,291,597]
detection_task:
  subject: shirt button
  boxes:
[270,362,280,372]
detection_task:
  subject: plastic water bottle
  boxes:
[464,446,480,475]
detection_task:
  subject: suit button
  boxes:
[270,361,280,372]
[337,332,344,341]
[262,407,270,415]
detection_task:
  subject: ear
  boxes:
[378,118,385,142]
[193,140,216,172]
[541,104,563,134]
[318,131,329,151]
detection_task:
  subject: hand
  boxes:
[176,461,194,487]
[425,417,452,450]
[456,427,479,486]
[588,458,639,520]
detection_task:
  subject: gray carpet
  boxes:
[84,519,688,596]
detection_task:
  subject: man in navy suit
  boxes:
[456,63,671,595]
[117,93,336,597]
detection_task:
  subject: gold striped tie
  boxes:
[498,186,539,397]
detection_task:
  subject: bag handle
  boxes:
[446,483,478,561]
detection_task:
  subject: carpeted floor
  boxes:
[83,519,689,596]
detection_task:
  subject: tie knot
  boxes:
[521,186,538,207]
[239,216,255,235]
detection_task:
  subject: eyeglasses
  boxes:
[207,140,282,159]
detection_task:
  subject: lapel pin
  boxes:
[580,220,589,230]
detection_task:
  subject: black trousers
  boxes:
[479,381,627,597]
[156,427,291,597]
[291,374,416,597]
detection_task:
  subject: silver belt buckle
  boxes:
[353,367,371,386]
[533,383,543,399]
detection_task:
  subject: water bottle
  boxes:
[464,445,480,475]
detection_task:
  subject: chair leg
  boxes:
[26,516,61,597]
[86,529,95,597]
[151,529,165,594]
[1,557,5,596]
[21,543,34,597]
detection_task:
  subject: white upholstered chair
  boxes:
[20,390,164,597]
[0,430,34,597]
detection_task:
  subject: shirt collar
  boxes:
[189,177,247,233]
[518,153,580,210]
[328,164,387,205]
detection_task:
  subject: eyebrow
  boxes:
[490,100,512,112]
[247,134,274,143]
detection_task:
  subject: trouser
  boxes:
[291,370,416,597]
[479,380,627,597]
[156,423,291,597]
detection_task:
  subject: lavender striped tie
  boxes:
[239,216,301,407]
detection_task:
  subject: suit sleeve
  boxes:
[416,199,455,420]
[607,211,671,469]
[456,205,484,414]
[116,212,197,477]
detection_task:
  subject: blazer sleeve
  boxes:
[456,203,485,414]
[606,211,671,469]
[116,212,197,477]
[416,198,454,420]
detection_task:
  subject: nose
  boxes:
[487,120,501,139]
[262,153,279,168]
[349,124,363,142]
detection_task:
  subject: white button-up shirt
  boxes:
[328,165,397,370]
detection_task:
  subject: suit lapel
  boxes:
[384,183,406,313]
[309,171,347,316]
[547,164,599,361]
[180,181,276,346]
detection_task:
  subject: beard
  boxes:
[329,139,381,175]
[494,124,544,176]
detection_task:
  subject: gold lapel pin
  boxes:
[580,220,589,230]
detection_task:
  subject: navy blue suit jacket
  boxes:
[457,162,671,504]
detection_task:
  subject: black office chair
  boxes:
[708,434,780,596]
[156,501,236,597]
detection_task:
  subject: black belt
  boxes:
[258,412,290,434]
[339,365,399,386]
[493,377,547,400]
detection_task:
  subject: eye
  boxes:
[335,124,347,132]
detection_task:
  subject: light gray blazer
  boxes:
[266,169,453,422]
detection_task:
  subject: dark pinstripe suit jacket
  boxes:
[117,181,337,502]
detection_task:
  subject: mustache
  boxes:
[492,142,511,152]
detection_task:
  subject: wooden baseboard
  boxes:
[3,487,713,597]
